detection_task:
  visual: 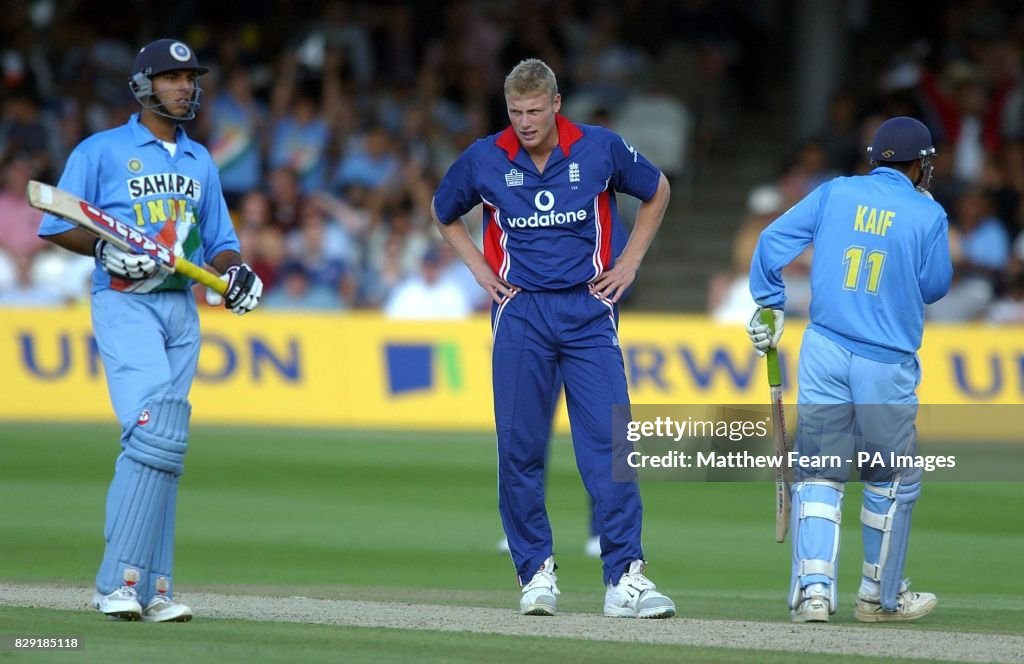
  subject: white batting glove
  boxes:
[94,240,158,280]
[222,263,263,315]
[747,307,784,357]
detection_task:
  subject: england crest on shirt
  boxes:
[569,162,580,183]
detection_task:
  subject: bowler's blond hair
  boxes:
[503,59,558,100]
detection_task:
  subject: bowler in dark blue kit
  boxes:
[432,58,674,618]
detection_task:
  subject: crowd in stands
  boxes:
[711,3,1024,324]
[5,2,1021,323]
[1,0,743,316]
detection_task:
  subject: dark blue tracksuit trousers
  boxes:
[491,286,643,586]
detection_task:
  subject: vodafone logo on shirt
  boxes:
[505,190,588,228]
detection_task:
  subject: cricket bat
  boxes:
[762,309,791,543]
[26,180,227,295]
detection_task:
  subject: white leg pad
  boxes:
[861,478,921,611]
[789,480,844,611]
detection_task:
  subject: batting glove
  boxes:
[94,240,158,280]
[222,263,263,315]
[747,307,784,357]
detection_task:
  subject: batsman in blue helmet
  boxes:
[37,39,264,622]
[432,58,675,619]
[747,116,952,623]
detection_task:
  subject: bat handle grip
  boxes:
[760,308,782,385]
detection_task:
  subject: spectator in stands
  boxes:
[437,241,489,312]
[818,89,863,174]
[201,67,268,209]
[570,5,649,111]
[1011,228,1024,280]
[978,144,1024,236]
[499,0,567,89]
[332,123,401,194]
[397,103,458,177]
[249,224,287,294]
[0,90,54,181]
[361,231,407,308]
[710,184,783,323]
[986,272,1024,323]
[918,59,1016,185]
[315,188,374,247]
[288,195,360,269]
[0,155,47,261]
[0,253,64,307]
[293,0,376,91]
[928,186,1011,320]
[268,48,341,193]
[261,260,342,310]
[267,166,304,233]
[783,140,838,199]
[362,200,431,306]
[286,199,358,307]
[235,189,274,230]
[383,245,470,319]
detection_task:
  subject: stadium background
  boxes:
[1,1,1022,661]
[2,0,1023,424]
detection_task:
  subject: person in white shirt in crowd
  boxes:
[384,245,470,319]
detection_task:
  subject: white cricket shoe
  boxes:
[584,535,602,558]
[92,586,142,621]
[142,595,193,623]
[791,583,831,623]
[604,560,675,619]
[520,556,559,616]
[855,585,936,623]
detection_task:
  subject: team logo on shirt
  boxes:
[504,168,524,187]
[128,158,143,173]
[127,173,202,199]
[138,409,151,426]
[126,173,201,228]
[569,162,580,184]
[505,190,588,228]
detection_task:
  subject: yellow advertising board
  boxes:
[1,307,1021,433]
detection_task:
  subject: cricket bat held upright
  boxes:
[761,308,792,543]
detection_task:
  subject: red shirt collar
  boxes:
[495,114,584,161]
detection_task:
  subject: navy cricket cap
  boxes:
[132,39,209,78]
[868,116,935,163]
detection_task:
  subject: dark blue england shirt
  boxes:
[433,115,661,291]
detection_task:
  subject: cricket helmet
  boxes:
[867,116,935,164]
[128,39,208,121]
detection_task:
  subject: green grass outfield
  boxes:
[1,423,1022,662]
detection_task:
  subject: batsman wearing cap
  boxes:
[747,117,952,623]
[37,39,263,622]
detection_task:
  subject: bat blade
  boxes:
[27,180,227,295]
[770,382,791,543]
[760,308,791,544]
